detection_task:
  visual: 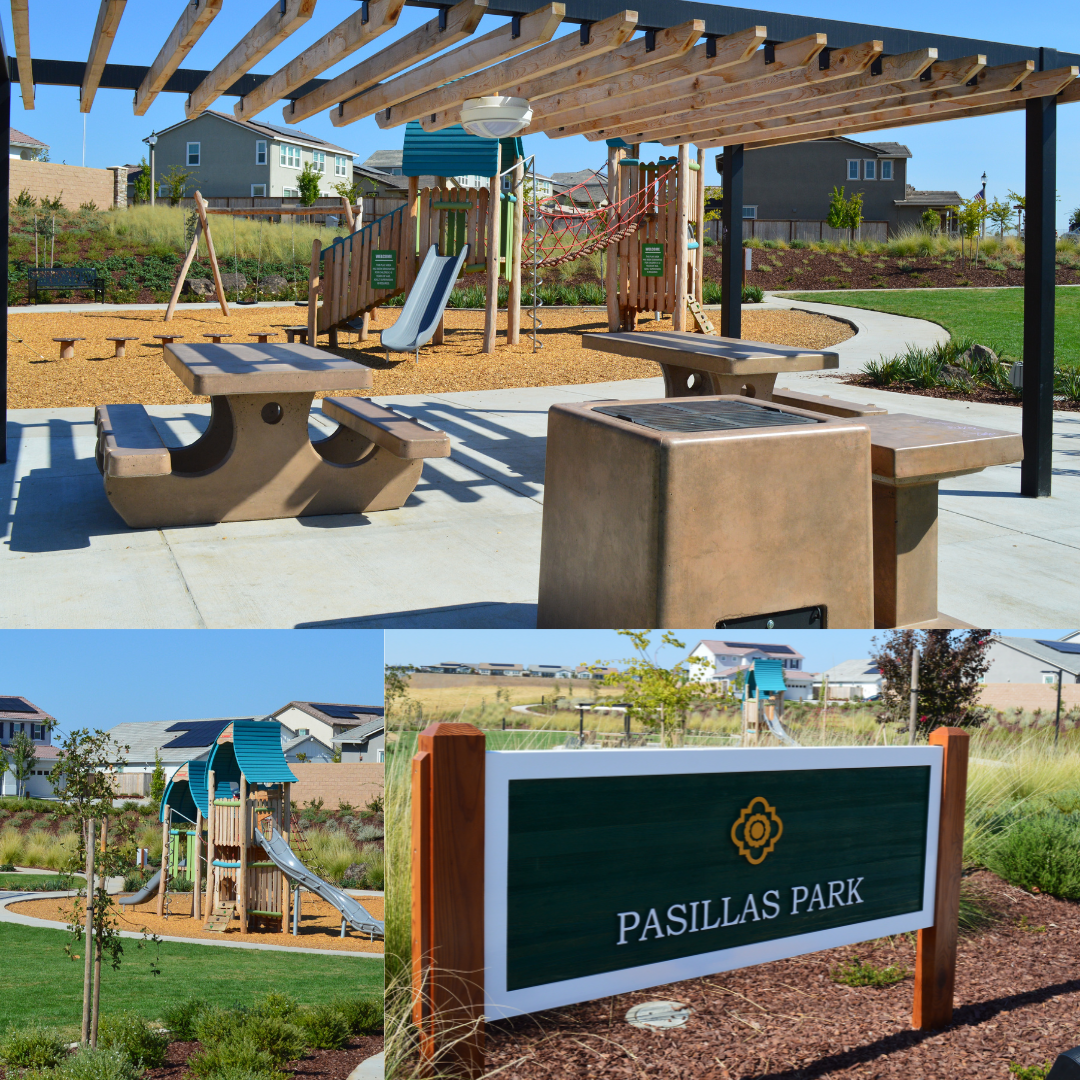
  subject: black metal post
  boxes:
[1021,90,1056,498]
[1,37,11,466]
[578,705,584,740]
[720,143,743,338]
[1055,669,1062,746]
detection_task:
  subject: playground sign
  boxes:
[484,746,942,1017]
[641,242,664,277]
[371,249,397,289]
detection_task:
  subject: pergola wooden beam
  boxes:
[10,0,34,109]
[283,0,488,124]
[419,18,703,131]
[185,0,316,119]
[81,0,126,113]
[236,0,404,119]
[333,3,566,127]
[541,32,831,138]
[691,59,1037,148]
[409,9,641,132]
[517,23,767,134]
[135,0,223,116]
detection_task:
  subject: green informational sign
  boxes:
[485,747,940,1017]
[371,249,397,289]
[641,243,665,277]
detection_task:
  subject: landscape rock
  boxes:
[343,862,368,884]
[218,272,247,294]
[942,363,974,386]
[960,343,999,367]
[183,277,217,298]
[258,273,290,297]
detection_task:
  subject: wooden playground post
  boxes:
[164,223,202,322]
[281,781,292,935]
[672,143,690,331]
[307,240,321,343]
[157,806,169,917]
[206,769,217,912]
[606,143,623,332]
[695,146,706,305]
[194,191,230,318]
[405,175,419,291]
[483,143,502,353]
[238,774,249,933]
[193,807,203,921]
[913,726,969,1030]
[508,154,524,345]
[412,723,486,1079]
[340,195,355,230]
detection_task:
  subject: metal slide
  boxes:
[120,868,162,908]
[254,822,384,939]
[375,243,470,362]
[763,713,800,746]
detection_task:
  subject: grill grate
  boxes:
[593,399,822,433]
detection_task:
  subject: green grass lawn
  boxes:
[0,922,382,1036]
[0,872,68,890]
[780,287,1080,368]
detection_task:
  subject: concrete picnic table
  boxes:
[93,342,450,528]
[581,330,840,399]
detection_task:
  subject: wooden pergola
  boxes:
[0,0,1076,497]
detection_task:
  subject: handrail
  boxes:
[319,202,405,265]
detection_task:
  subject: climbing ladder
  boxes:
[203,901,236,932]
[687,295,717,335]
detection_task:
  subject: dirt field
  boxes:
[7,306,854,408]
[10,892,384,953]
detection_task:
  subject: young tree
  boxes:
[1069,206,1080,232]
[1007,189,1026,236]
[2,731,38,798]
[987,196,1014,238]
[132,157,152,204]
[871,630,993,739]
[384,665,414,725]
[297,162,322,207]
[920,207,939,234]
[149,751,166,808]
[827,186,864,242]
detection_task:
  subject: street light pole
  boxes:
[144,132,158,206]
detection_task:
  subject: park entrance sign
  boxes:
[411,724,968,1079]
[485,746,941,1017]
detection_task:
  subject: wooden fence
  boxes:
[702,218,890,243]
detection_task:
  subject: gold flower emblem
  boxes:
[731,796,783,864]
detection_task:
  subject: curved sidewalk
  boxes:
[0,893,383,957]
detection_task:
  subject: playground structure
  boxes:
[742,659,799,746]
[152,719,383,940]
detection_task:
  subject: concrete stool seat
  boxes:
[53,337,85,359]
[106,337,139,358]
[854,413,1024,629]
[202,333,233,343]
[153,334,183,346]
[283,326,308,344]
[249,332,279,343]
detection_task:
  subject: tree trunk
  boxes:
[91,926,102,1047]
[81,818,96,1045]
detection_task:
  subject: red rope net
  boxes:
[524,162,677,268]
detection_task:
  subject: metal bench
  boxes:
[321,397,452,460]
[28,266,107,304]
[94,404,172,479]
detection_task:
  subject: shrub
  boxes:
[0,1024,68,1068]
[742,283,764,303]
[829,957,908,987]
[296,1005,350,1051]
[0,861,15,873]
[985,813,1080,899]
[239,1017,306,1065]
[330,998,382,1035]
[187,1042,279,1080]
[251,993,298,1022]
[194,1008,243,1048]
[1009,1063,1052,1080]
[97,1013,168,1070]
[161,998,208,1041]
[60,1047,142,1080]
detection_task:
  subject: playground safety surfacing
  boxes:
[9,893,384,953]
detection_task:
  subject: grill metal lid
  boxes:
[593,399,823,433]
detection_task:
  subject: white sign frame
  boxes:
[484,745,942,1018]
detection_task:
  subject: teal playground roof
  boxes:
[402,121,523,179]
[207,719,298,786]
[160,761,199,824]
[747,659,787,698]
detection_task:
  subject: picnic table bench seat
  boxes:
[769,389,887,418]
[321,397,451,460]
[29,266,107,304]
[94,404,171,479]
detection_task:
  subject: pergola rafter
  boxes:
[81,0,125,114]
[135,0,223,117]
[10,0,33,109]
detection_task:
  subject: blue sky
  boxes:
[1,630,384,739]
[6,0,1079,230]
[383,629,1070,677]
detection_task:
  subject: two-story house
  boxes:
[0,696,58,798]
[714,137,962,240]
[143,111,357,200]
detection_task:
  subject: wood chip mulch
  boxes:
[146,1035,383,1080]
[484,872,1080,1080]
[836,372,1080,413]
[6,307,853,409]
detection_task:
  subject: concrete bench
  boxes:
[322,397,451,460]
[94,404,172,479]
[770,389,887,418]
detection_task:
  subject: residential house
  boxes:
[332,717,385,764]
[283,731,335,763]
[144,111,356,199]
[527,664,577,678]
[501,171,554,199]
[271,701,385,748]
[361,148,481,190]
[0,696,57,798]
[552,170,608,207]
[714,138,961,240]
[690,641,806,682]
[574,666,618,680]
[9,128,47,160]
[813,660,883,700]
[471,663,525,677]
[984,634,1080,684]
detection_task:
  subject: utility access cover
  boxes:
[594,399,822,433]
[625,1001,693,1030]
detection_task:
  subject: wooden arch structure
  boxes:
[0,0,1077,496]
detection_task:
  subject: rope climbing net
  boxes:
[523,161,677,268]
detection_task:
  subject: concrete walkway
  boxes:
[2,302,1074,627]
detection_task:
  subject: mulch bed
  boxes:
[146,1035,383,1080]
[484,871,1080,1080]
[835,372,1080,413]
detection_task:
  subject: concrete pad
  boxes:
[347,1051,384,1080]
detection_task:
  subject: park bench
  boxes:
[94,404,172,478]
[28,266,107,304]
[321,396,452,460]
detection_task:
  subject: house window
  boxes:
[377,749,385,763]
[187,141,200,167]
[31,724,44,740]
[158,184,168,197]
[1043,674,1058,685]
[864,159,876,180]
[847,159,860,180]
[334,154,349,178]
[255,140,267,165]
[742,205,757,219]
[312,150,325,174]
[282,187,299,198]
[251,184,267,197]
[280,144,301,169]
[881,159,893,180]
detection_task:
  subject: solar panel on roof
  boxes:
[1036,640,1080,654]
[0,697,36,713]
[312,703,365,719]
[161,719,241,749]
[719,643,796,655]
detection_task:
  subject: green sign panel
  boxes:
[641,243,665,277]
[485,749,940,1016]
[371,249,397,290]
